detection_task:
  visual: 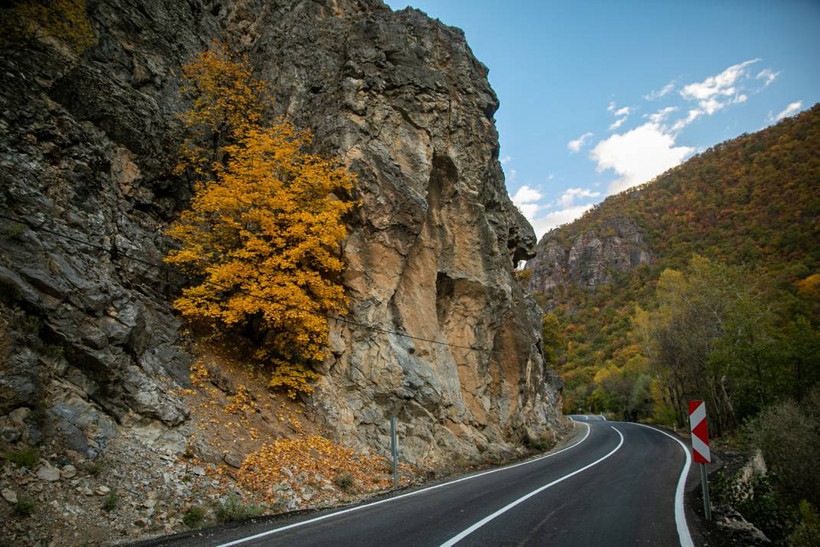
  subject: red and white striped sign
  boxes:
[689,400,711,464]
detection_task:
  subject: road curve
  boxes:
[142,421,693,547]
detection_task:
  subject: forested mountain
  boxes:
[526,104,819,424]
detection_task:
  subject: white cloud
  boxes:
[680,59,759,101]
[756,68,779,86]
[517,202,540,220]
[530,204,596,239]
[512,185,544,222]
[500,155,512,165]
[700,97,724,115]
[648,106,678,124]
[644,82,675,100]
[607,105,631,131]
[591,122,695,194]
[774,101,803,121]
[567,132,594,153]
[557,187,601,208]
[609,117,627,131]
[670,109,704,133]
[507,168,517,183]
[512,185,543,204]
[675,59,761,127]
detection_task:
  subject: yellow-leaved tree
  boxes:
[166,43,356,398]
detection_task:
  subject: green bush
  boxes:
[183,506,206,528]
[102,491,118,512]
[523,433,554,452]
[3,447,38,469]
[789,501,820,547]
[733,472,794,543]
[83,461,104,476]
[215,495,264,523]
[745,390,820,508]
[13,500,35,518]
[333,474,355,494]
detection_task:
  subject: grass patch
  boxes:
[13,500,35,518]
[22,315,41,334]
[333,473,355,494]
[4,223,26,239]
[3,447,38,468]
[215,494,265,523]
[523,433,554,452]
[83,461,104,476]
[102,491,119,512]
[183,506,206,528]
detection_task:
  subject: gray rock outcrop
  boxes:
[526,215,653,297]
[0,0,562,467]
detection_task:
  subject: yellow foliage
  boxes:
[167,43,356,398]
[176,42,271,177]
[1,0,95,53]
[268,362,320,400]
[513,269,532,284]
[593,365,618,385]
[796,273,820,300]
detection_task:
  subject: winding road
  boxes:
[145,418,695,547]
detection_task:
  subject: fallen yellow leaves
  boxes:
[238,435,391,505]
[190,358,210,387]
[224,384,257,415]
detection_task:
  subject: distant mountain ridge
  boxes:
[528,104,819,298]
[525,104,819,408]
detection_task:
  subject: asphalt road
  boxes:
[145,419,694,547]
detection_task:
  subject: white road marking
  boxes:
[439,426,625,547]
[216,422,592,547]
[632,423,694,547]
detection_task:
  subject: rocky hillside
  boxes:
[527,215,654,294]
[0,0,563,543]
[525,105,819,411]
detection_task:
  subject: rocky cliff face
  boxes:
[0,0,562,481]
[526,215,653,296]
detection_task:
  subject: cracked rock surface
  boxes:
[0,2,563,531]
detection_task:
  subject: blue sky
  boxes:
[384,0,820,239]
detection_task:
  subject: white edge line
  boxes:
[632,423,694,547]
[216,422,592,547]
[439,425,625,547]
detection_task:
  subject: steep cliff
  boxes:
[0,0,562,519]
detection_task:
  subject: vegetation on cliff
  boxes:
[531,105,819,423]
[0,0,95,53]
[166,44,357,398]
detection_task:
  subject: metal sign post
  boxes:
[390,417,399,491]
[689,400,712,520]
